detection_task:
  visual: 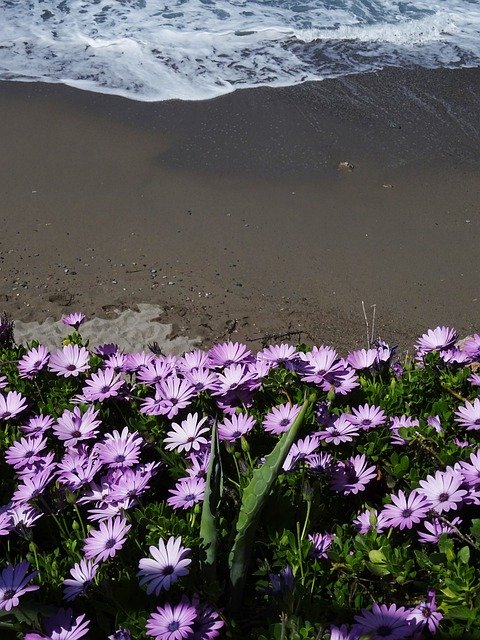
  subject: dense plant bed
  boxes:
[1,314,480,639]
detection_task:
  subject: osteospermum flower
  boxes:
[48,345,90,377]
[97,427,143,468]
[353,508,386,535]
[380,490,430,530]
[417,468,467,514]
[346,404,386,430]
[53,406,101,445]
[308,533,333,559]
[82,368,126,402]
[63,312,86,329]
[18,345,50,378]
[329,625,358,640]
[5,435,48,471]
[25,607,89,640]
[408,590,443,634]
[283,435,319,472]
[178,349,210,372]
[214,364,257,396]
[218,413,256,442]
[257,343,298,368]
[164,413,210,453]
[353,603,415,639]
[137,357,176,385]
[263,403,301,435]
[317,415,359,444]
[207,341,252,368]
[138,536,191,594]
[458,450,480,486]
[418,516,462,544]
[455,398,480,430]
[346,348,378,370]
[20,414,54,435]
[63,559,98,601]
[57,447,102,491]
[83,516,131,563]
[189,595,224,639]
[155,376,196,419]
[0,561,39,611]
[167,477,205,510]
[415,325,458,356]
[0,391,28,421]
[146,601,197,640]
[12,464,55,502]
[330,454,376,495]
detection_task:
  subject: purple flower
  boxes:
[62,313,86,330]
[0,391,28,421]
[57,447,102,491]
[353,508,386,535]
[189,595,224,640]
[458,450,480,486]
[389,415,419,446]
[0,561,39,611]
[418,516,462,544]
[83,516,131,563]
[20,414,54,435]
[12,464,55,503]
[283,435,319,472]
[329,625,359,640]
[455,398,480,430]
[18,345,50,379]
[108,463,160,503]
[48,345,90,377]
[468,372,480,386]
[138,536,191,594]
[353,603,415,639]
[5,435,48,471]
[305,451,332,473]
[346,404,386,430]
[415,326,458,357]
[164,413,210,453]
[330,454,376,495]
[146,601,197,640]
[207,341,252,368]
[417,468,467,514]
[0,375,7,389]
[167,477,205,510]
[317,415,359,444]
[53,406,101,445]
[462,334,480,359]
[346,348,378,370]
[214,364,257,396]
[8,503,43,529]
[178,349,210,372]
[103,352,128,372]
[97,427,143,468]
[108,630,132,640]
[408,590,443,634]
[0,511,13,536]
[263,403,301,435]
[267,565,294,596]
[96,343,120,358]
[137,357,176,385]
[380,490,430,530]
[154,376,196,419]
[257,343,298,368]
[25,608,89,640]
[184,368,220,394]
[82,368,126,402]
[308,532,333,559]
[62,559,98,601]
[218,413,255,442]
[427,415,443,432]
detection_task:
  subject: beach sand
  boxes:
[1,67,480,354]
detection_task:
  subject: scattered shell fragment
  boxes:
[337,161,354,172]
[382,183,394,189]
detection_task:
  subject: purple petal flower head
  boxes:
[346,404,386,430]
[353,508,386,535]
[392,361,404,378]
[188,595,224,640]
[380,490,430,530]
[62,312,86,330]
[308,532,333,559]
[353,603,416,640]
[346,348,378,370]
[415,326,457,358]
[124,351,154,373]
[427,415,443,433]
[455,397,480,430]
[25,608,89,640]
[97,427,143,468]
[154,376,196,419]
[329,625,359,640]
[0,390,28,421]
[167,476,205,510]
[186,451,210,479]
[96,343,119,358]
[62,559,98,601]
[5,435,48,471]
[104,352,128,372]
[267,565,294,597]
[305,451,332,473]
[214,363,257,396]
[0,561,39,611]
[408,590,443,634]
[389,415,419,446]
[317,415,359,445]
[283,435,319,472]
[178,349,210,372]
[207,341,252,368]
[417,468,467,514]
[108,462,160,503]
[12,463,55,503]
[20,414,54,435]
[18,345,50,379]
[138,536,191,594]
[82,368,126,402]
[184,368,220,394]
[418,516,462,544]
[468,372,480,386]
[458,449,480,487]
[257,343,298,369]
[461,334,480,359]
[8,503,43,530]
[299,345,339,383]
[108,630,132,640]
[137,357,176,385]
[164,413,210,453]
[57,447,102,491]
[83,516,131,563]
[54,406,101,445]
[49,345,90,378]
[218,413,255,442]
[440,347,470,365]
[146,601,197,640]
[263,403,301,435]
[330,454,376,495]
[0,511,14,536]
[0,375,7,389]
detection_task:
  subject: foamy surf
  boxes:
[1,0,480,102]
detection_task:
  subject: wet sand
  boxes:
[1,67,480,353]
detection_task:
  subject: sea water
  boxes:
[1,0,479,102]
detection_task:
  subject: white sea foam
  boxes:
[1,0,479,102]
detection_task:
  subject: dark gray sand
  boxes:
[1,67,480,353]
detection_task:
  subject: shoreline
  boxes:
[1,67,480,353]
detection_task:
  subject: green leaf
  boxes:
[458,546,470,565]
[368,549,387,564]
